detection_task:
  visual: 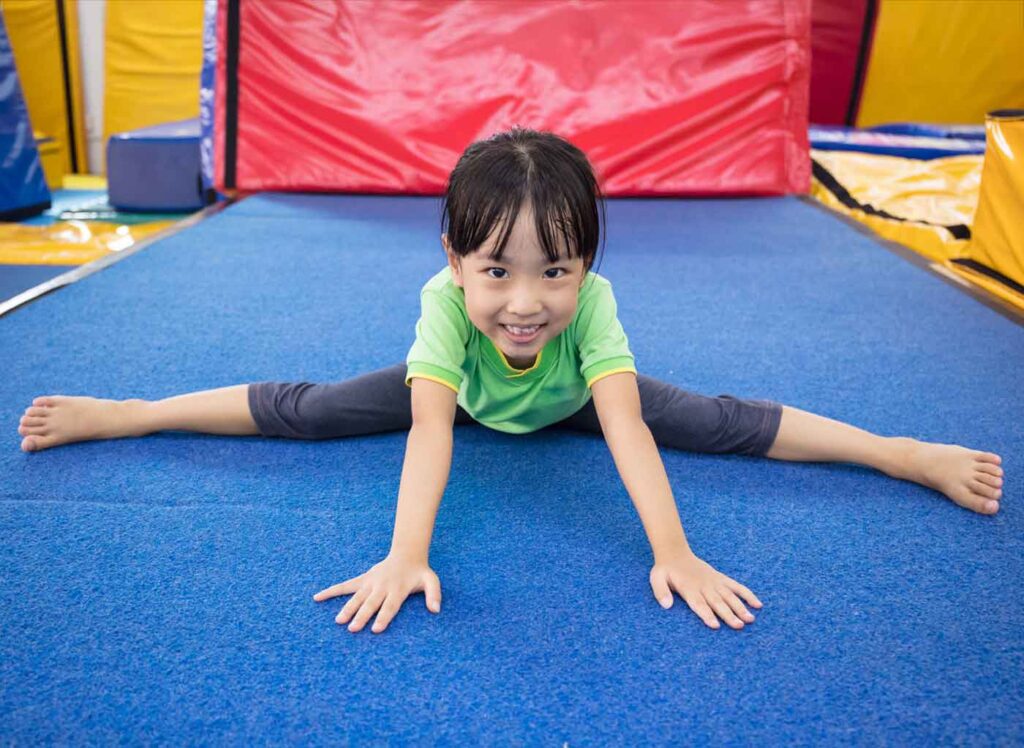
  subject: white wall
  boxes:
[76,0,105,174]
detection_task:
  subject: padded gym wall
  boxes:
[856,0,1024,127]
[2,0,87,180]
[213,0,811,197]
[0,7,51,219]
[809,0,876,125]
[103,0,204,172]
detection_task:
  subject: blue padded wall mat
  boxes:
[2,193,1021,744]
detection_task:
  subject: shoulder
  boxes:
[416,268,470,339]
[419,266,467,307]
[421,266,458,295]
[575,271,617,314]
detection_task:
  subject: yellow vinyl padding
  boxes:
[103,0,204,172]
[3,0,88,178]
[857,0,1024,127]
[0,221,175,266]
[952,111,1024,311]
[35,131,64,189]
[810,149,982,264]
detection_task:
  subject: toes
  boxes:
[32,397,57,407]
[21,434,55,452]
[17,423,47,436]
[975,452,1002,466]
[969,479,1002,500]
[26,406,51,418]
[975,462,1004,479]
[974,473,1003,490]
[957,489,999,515]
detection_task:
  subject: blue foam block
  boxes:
[107,118,206,212]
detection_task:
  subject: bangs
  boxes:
[441,128,605,272]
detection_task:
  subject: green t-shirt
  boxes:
[404,266,637,433]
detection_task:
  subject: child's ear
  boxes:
[443,234,464,287]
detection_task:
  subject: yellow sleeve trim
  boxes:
[587,367,637,389]
[405,373,460,394]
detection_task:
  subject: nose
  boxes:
[506,285,544,318]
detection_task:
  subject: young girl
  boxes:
[17,128,1004,635]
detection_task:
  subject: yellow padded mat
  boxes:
[0,221,176,265]
[952,111,1024,311]
[810,149,982,264]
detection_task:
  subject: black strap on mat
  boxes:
[223,0,241,189]
[54,0,79,172]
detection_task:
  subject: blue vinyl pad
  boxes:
[1,194,1021,743]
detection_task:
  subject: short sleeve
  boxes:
[575,279,637,388]
[404,290,469,394]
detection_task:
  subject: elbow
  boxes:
[600,415,649,441]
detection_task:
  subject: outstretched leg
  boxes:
[553,376,1005,515]
[19,385,259,452]
[19,363,477,453]
[764,404,1004,515]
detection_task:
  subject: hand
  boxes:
[313,553,442,634]
[650,550,762,630]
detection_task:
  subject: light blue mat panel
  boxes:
[2,194,1021,743]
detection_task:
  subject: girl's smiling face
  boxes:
[445,201,586,369]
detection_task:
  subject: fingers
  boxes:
[650,568,674,609]
[370,593,403,633]
[313,577,361,602]
[719,588,756,625]
[682,592,721,629]
[664,568,762,630]
[345,589,386,632]
[705,590,747,629]
[423,571,442,613]
[724,577,763,609]
[335,587,369,625]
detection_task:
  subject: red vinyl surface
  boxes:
[809,0,874,125]
[214,0,811,196]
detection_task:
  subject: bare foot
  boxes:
[18,396,144,453]
[891,437,1005,515]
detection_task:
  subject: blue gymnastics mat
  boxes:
[2,194,1021,744]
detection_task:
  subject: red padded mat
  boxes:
[213,0,811,196]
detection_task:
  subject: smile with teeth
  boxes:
[502,324,544,341]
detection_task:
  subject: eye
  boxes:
[485,268,508,279]
[484,267,568,279]
[545,268,568,279]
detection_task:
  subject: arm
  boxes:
[590,372,692,562]
[388,377,458,563]
[591,372,762,630]
[313,376,455,633]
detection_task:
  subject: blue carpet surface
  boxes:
[2,193,1021,744]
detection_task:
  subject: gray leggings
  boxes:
[249,364,783,457]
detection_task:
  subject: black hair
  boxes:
[440,127,605,276]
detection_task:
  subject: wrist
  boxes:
[653,543,695,565]
[388,545,429,564]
